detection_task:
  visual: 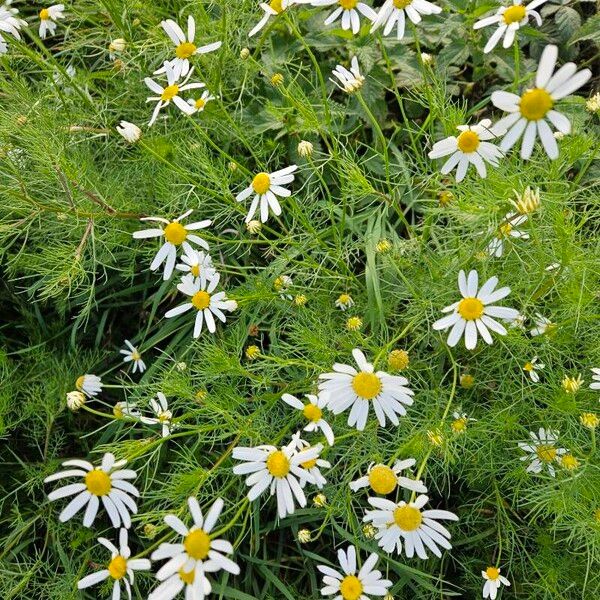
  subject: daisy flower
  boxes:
[486,212,528,257]
[155,16,222,80]
[78,529,151,599]
[523,356,544,382]
[589,368,600,391]
[274,274,293,299]
[518,428,566,476]
[164,273,237,337]
[318,348,414,431]
[140,392,175,437]
[491,44,592,160]
[450,411,476,434]
[235,165,298,223]
[0,3,26,54]
[76,373,103,397]
[144,62,205,126]
[133,209,211,281]
[370,0,441,41]
[232,435,323,518]
[38,4,64,39]
[432,269,520,350]
[116,120,142,144]
[330,56,365,93]
[317,545,392,599]
[303,1,377,35]
[335,293,355,311]
[249,0,292,37]
[281,393,335,446]
[290,433,331,489]
[364,494,459,558]
[120,340,146,374]
[428,119,503,182]
[44,452,139,528]
[148,566,211,600]
[113,401,142,419]
[187,90,216,114]
[482,567,511,600]
[175,247,216,288]
[349,459,427,495]
[474,0,547,53]
[529,312,555,336]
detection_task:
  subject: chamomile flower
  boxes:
[432,270,520,350]
[140,392,174,437]
[364,495,459,558]
[0,2,26,54]
[187,90,216,114]
[232,435,323,518]
[291,434,330,489]
[133,209,211,281]
[482,567,511,600]
[38,4,64,39]
[116,120,142,143]
[529,313,555,336]
[165,273,237,337]
[113,401,142,419]
[491,45,592,160]
[428,119,503,183]
[120,340,146,374]
[474,0,547,54]
[349,459,427,495]
[370,0,442,41]
[148,567,209,600]
[305,1,377,35]
[486,212,528,257]
[235,165,298,223]
[76,374,103,398]
[523,356,544,382]
[518,428,566,477]
[336,293,355,311]
[317,545,392,599]
[155,16,222,80]
[281,393,335,446]
[511,186,540,214]
[44,452,139,528]
[331,56,365,93]
[78,529,151,599]
[450,412,476,433]
[318,348,414,431]
[175,247,217,288]
[589,368,600,390]
[249,0,292,37]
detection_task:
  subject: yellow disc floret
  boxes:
[192,291,211,310]
[352,372,382,400]
[536,445,557,463]
[503,5,526,24]
[339,575,364,600]
[85,469,112,496]
[40,8,50,20]
[303,403,322,422]
[270,0,284,13]
[179,568,195,585]
[161,84,180,102]
[195,98,206,110]
[368,464,397,495]
[457,297,484,321]
[519,88,554,121]
[393,505,422,531]
[393,0,413,8]
[457,130,480,153]
[266,450,290,478]
[164,222,188,245]
[340,0,358,8]
[252,172,271,194]
[486,566,500,581]
[176,42,197,59]
[108,555,127,580]
[184,529,211,560]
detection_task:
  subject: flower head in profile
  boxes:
[370,0,441,41]
[511,186,540,214]
[282,393,335,446]
[116,121,141,143]
[518,428,566,477]
[38,4,64,39]
[529,313,555,337]
[336,293,355,311]
[562,374,583,394]
[66,390,86,411]
[486,212,528,257]
[249,0,292,37]
[120,340,146,374]
[482,566,511,600]
[306,0,377,35]
[76,373,103,398]
[349,459,427,495]
[140,392,175,437]
[491,44,591,160]
[331,56,365,93]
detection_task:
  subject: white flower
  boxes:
[529,312,554,336]
[232,435,323,518]
[335,293,355,311]
[165,273,237,337]
[76,374,103,398]
[523,356,544,382]
[44,452,139,528]
[150,497,239,599]
[0,2,26,54]
[116,121,142,143]
[109,37,126,57]
[318,348,414,431]
[317,545,392,599]
[289,433,330,489]
[155,16,222,80]
[349,459,427,495]
[144,62,205,126]
[590,368,600,391]
[235,165,297,223]
[133,209,211,280]
[432,270,520,350]
[114,401,142,419]
[518,427,566,477]
[486,212,528,257]
[249,0,292,37]
[303,0,377,35]
[482,567,511,600]
[140,392,175,438]
[38,4,64,39]
[330,56,365,93]
[175,247,217,288]
[66,391,86,411]
[451,411,476,433]
[120,340,146,374]
[474,0,547,53]
[187,90,216,114]
[491,44,592,160]
[370,0,441,41]
[78,529,151,598]
[281,393,335,446]
[364,494,459,558]
[428,119,503,182]
[148,568,208,600]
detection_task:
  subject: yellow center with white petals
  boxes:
[270,0,284,13]
[503,5,526,24]
[252,172,271,194]
[164,222,188,245]
[108,555,127,580]
[536,445,556,463]
[192,291,211,310]
[486,566,500,581]
[161,84,180,102]
[519,88,554,121]
[498,222,513,238]
[368,464,397,495]
[195,98,206,110]
[75,375,86,390]
[457,297,484,321]
[179,568,196,585]
[266,450,290,478]
[302,457,318,469]
[352,372,382,400]
[40,8,50,20]
[303,403,322,422]
[176,42,197,59]
[457,130,480,153]
[191,264,201,277]
[452,417,468,433]
[393,0,413,8]
[340,0,358,8]
[85,469,112,496]
[184,529,211,560]
[339,575,363,600]
[523,362,534,372]
[393,505,422,531]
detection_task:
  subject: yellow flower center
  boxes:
[179,568,195,585]
[536,445,557,463]
[195,98,206,110]
[266,450,290,478]
[368,464,397,495]
[523,362,534,372]
[175,42,197,59]
[303,403,322,422]
[457,297,484,321]
[451,417,468,433]
[352,372,382,400]
[457,130,480,153]
[486,567,500,581]
[40,8,50,20]
[85,469,112,496]
[75,375,86,390]
[191,264,201,277]
[340,0,358,8]
[393,505,422,531]
[393,0,413,8]
[192,291,211,310]
[519,88,554,121]
[270,0,284,13]
[338,294,351,304]
[108,555,128,580]
[163,222,187,245]
[184,528,211,560]
[503,5,526,24]
[252,172,271,194]
[339,575,363,600]
[131,350,141,361]
[161,84,180,102]
[561,454,579,470]
[302,457,318,469]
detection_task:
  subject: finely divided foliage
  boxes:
[0,1,599,600]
